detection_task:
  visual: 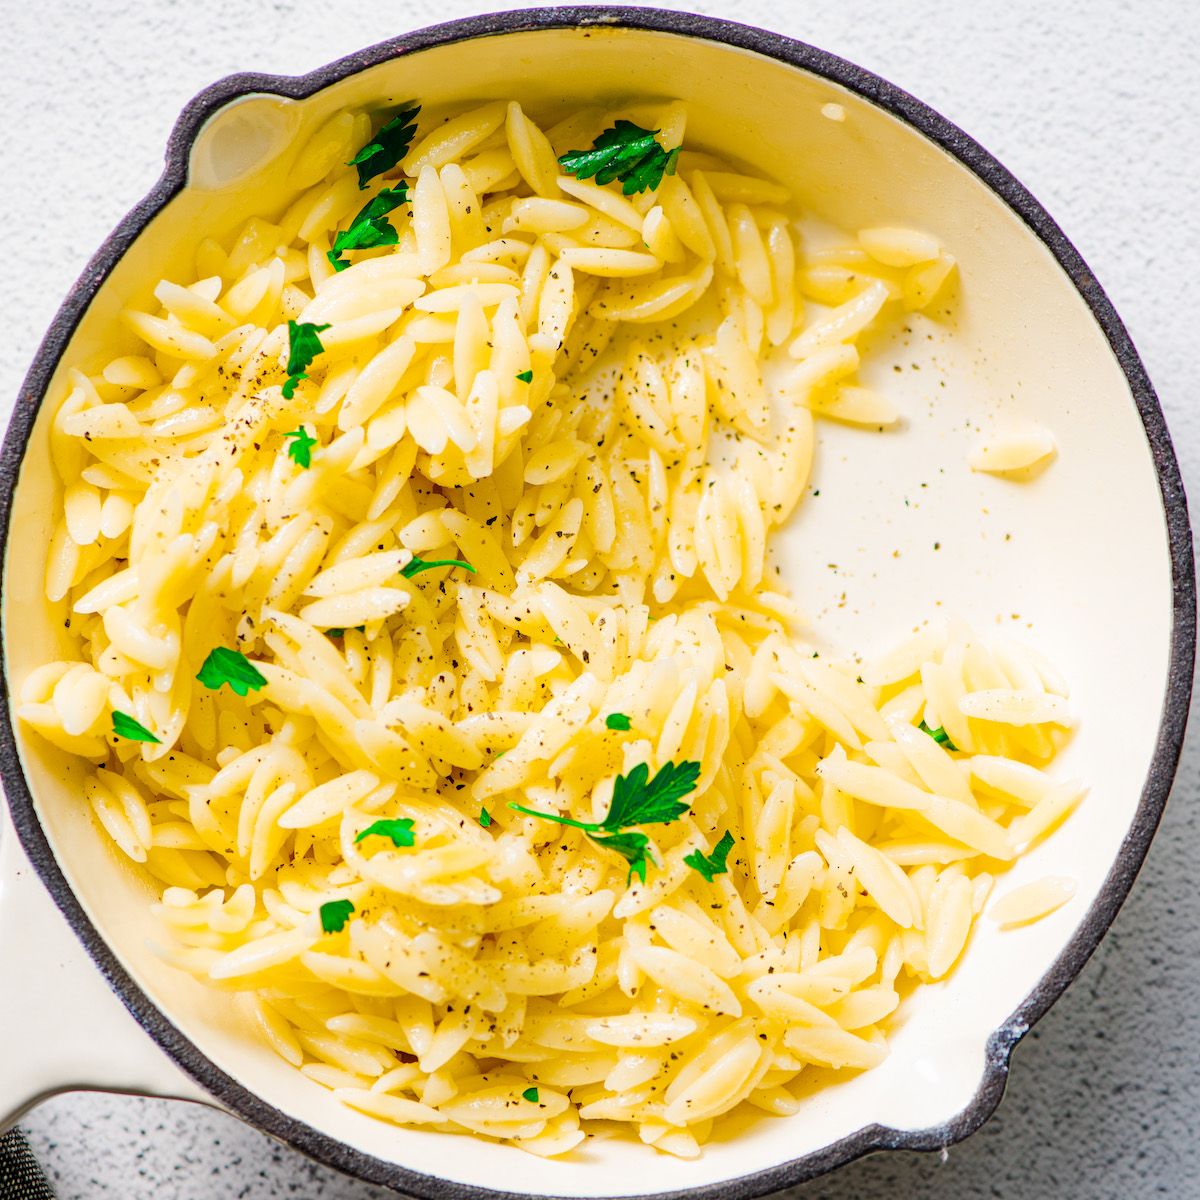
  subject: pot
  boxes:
[0,8,1193,1198]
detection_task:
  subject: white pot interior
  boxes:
[1,22,1176,1197]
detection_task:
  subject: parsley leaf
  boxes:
[604,760,699,830]
[354,818,415,848]
[591,829,655,884]
[326,185,409,271]
[507,758,698,884]
[283,320,330,398]
[195,647,267,697]
[515,370,533,383]
[558,121,681,195]
[684,829,735,883]
[111,710,160,744]
[285,426,317,469]
[349,106,421,189]
[521,1086,539,1103]
[919,719,958,751]
[401,555,476,578]
[325,626,365,639]
[319,898,355,933]
[479,807,493,828]
[605,712,631,731]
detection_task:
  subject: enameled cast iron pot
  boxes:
[0,8,1193,1198]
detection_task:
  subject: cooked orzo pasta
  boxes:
[21,97,1081,1158]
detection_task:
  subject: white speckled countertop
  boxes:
[3,0,1199,1196]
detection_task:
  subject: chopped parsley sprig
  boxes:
[283,321,330,399]
[355,818,415,848]
[684,830,735,883]
[111,711,160,744]
[918,719,958,751]
[508,759,701,884]
[319,898,355,933]
[285,426,317,469]
[606,760,700,828]
[195,647,267,697]
[558,120,680,195]
[605,712,631,731]
[401,555,476,579]
[350,106,421,189]
[327,185,409,271]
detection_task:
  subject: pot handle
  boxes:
[0,801,211,1132]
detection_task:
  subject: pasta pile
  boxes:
[19,98,1079,1158]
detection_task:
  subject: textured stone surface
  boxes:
[3,0,1198,1197]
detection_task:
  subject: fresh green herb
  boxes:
[479,807,493,828]
[111,710,160,744]
[285,426,318,469]
[558,121,681,195]
[508,759,700,884]
[510,760,699,834]
[605,712,631,732]
[605,759,700,829]
[282,321,331,398]
[319,898,355,933]
[918,719,958,751]
[684,829,735,883]
[401,555,476,579]
[354,818,415,848]
[326,185,409,271]
[325,626,366,639]
[590,829,654,884]
[521,1086,539,1103]
[195,647,267,697]
[515,369,533,383]
[349,106,421,189]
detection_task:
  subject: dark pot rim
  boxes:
[0,7,1193,1199]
